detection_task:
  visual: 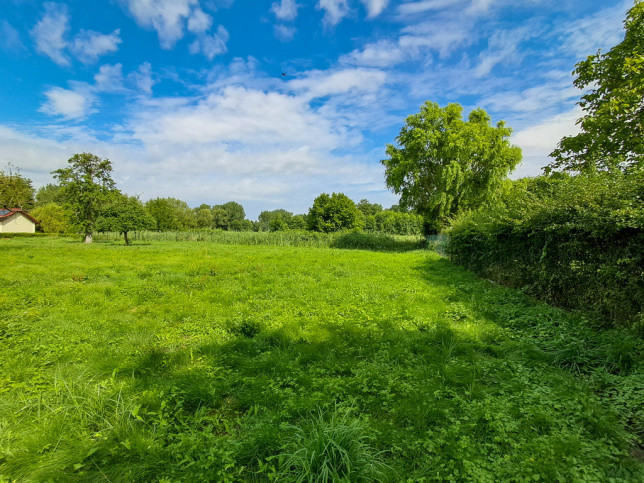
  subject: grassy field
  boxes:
[0,237,642,481]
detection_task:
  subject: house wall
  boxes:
[0,214,36,233]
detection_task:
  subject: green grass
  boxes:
[0,237,642,481]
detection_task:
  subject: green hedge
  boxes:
[446,170,644,330]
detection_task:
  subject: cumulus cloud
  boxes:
[187,8,213,33]
[360,0,389,18]
[271,0,299,21]
[94,64,125,92]
[190,25,229,60]
[341,40,404,67]
[511,107,582,177]
[289,68,387,101]
[40,86,95,119]
[274,24,296,42]
[71,29,122,63]
[317,0,351,26]
[31,2,70,65]
[120,0,198,48]
[128,62,156,94]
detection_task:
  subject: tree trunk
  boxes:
[124,231,130,246]
[84,232,93,244]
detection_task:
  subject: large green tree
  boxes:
[0,165,35,210]
[382,102,522,231]
[30,203,72,234]
[52,153,116,243]
[146,198,195,231]
[96,193,154,245]
[307,193,363,232]
[549,1,644,172]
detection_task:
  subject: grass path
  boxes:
[1,238,642,481]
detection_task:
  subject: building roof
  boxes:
[0,209,39,224]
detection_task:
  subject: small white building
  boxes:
[0,209,38,233]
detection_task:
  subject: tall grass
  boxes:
[94,229,426,251]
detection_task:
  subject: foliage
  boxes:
[35,183,66,206]
[94,229,424,252]
[30,202,72,233]
[95,193,155,245]
[307,193,364,232]
[447,169,644,329]
[214,201,247,230]
[52,153,116,243]
[146,197,195,231]
[0,239,642,481]
[258,209,293,231]
[382,102,522,230]
[549,1,644,173]
[277,408,388,482]
[0,165,35,210]
[356,199,383,217]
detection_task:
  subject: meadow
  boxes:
[0,236,642,481]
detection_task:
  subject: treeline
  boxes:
[0,169,424,239]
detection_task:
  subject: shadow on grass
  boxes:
[330,232,425,252]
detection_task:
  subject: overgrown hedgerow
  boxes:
[446,169,644,330]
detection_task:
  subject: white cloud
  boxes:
[94,64,125,92]
[40,86,95,119]
[190,25,229,60]
[187,8,212,33]
[274,24,296,42]
[340,40,404,67]
[511,106,582,177]
[271,0,299,21]
[317,0,350,26]
[31,2,70,65]
[360,0,389,18]
[71,29,122,63]
[473,27,533,78]
[120,0,197,48]
[128,62,156,94]
[289,68,387,101]
[559,0,629,59]
[397,0,460,16]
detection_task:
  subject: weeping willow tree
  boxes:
[382,102,522,232]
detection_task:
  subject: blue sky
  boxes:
[0,0,632,218]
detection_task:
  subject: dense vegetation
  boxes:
[1,238,642,481]
[447,170,644,330]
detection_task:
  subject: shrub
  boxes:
[446,170,644,329]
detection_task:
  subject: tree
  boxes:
[213,201,246,230]
[30,203,72,233]
[0,164,35,209]
[307,193,363,232]
[146,198,194,231]
[35,183,66,206]
[194,207,215,229]
[356,199,383,217]
[258,209,293,231]
[52,153,116,243]
[549,2,644,173]
[382,102,522,231]
[96,193,154,245]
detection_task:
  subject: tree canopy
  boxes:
[549,1,644,173]
[307,193,363,232]
[382,102,522,231]
[52,153,116,243]
[0,165,35,210]
[96,193,154,245]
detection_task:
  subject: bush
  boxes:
[446,170,644,330]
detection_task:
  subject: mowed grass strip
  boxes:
[0,237,642,481]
